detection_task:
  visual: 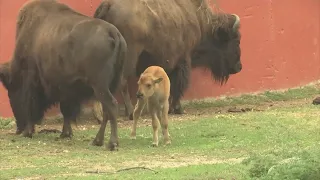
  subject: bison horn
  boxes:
[231,14,240,31]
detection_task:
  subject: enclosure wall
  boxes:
[0,0,319,117]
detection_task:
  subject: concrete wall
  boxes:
[0,0,319,117]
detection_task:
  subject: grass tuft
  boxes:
[183,85,320,109]
[1,83,320,179]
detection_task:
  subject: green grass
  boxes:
[183,84,320,109]
[1,84,320,179]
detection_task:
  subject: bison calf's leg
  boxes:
[149,105,160,147]
[93,89,119,151]
[59,101,80,138]
[160,101,171,145]
[130,99,146,139]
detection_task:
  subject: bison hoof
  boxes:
[173,107,185,114]
[22,131,33,138]
[92,138,104,146]
[16,129,23,135]
[108,142,119,151]
[168,108,174,114]
[60,133,73,139]
[312,97,320,105]
[128,113,134,121]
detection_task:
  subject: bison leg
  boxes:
[120,78,134,120]
[22,122,35,138]
[169,98,184,114]
[15,119,27,135]
[92,89,119,151]
[168,60,191,114]
[14,112,28,135]
[130,98,146,139]
[122,44,144,120]
[59,101,80,138]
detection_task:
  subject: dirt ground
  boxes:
[2,96,311,136]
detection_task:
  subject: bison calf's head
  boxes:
[192,13,242,84]
[136,74,163,99]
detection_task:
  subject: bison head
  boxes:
[191,13,242,84]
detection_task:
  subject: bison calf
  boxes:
[130,66,171,147]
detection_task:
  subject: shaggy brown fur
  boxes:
[0,0,128,151]
[93,0,242,120]
[130,66,171,147]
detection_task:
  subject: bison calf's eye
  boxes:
[146,84,151,88]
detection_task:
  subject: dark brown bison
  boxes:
[0,0,127,151]
[92,0,243,120]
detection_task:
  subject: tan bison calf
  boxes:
[130,66,171,147]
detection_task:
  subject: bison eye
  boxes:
[146,84,151,88]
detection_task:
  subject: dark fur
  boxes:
[93,0,242,119]
[0,0,127,151]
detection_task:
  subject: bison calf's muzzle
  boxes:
[136,92,144,99]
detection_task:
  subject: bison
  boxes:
[0,0,127,151]
[92,0,243,120]
[131,66,171,147]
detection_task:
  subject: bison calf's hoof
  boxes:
[130,131,136,140]
[164,140,171,146]
[151,142,158,147]
[91,138,104,146]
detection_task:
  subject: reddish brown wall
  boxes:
[0,0,319,117]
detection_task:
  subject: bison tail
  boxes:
[0,62,11,90]
[93,1,111,20]
[109,32,127,94]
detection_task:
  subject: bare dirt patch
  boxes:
[0,96,314,136]
[120,155,246,169]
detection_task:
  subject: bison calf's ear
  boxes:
[153,77,163,84]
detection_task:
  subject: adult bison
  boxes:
[92,0,242,120]
[0,0,127,151]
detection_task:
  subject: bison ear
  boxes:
[0,63,11,90]
[153,77,163,84]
